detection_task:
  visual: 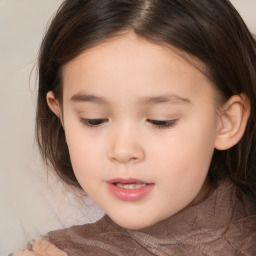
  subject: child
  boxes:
[14,0,256,255]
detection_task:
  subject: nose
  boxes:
[107,128,145,164]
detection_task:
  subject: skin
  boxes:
[47,32,249,230]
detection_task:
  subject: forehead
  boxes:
[63,32,205,74]
[61,32,214,102]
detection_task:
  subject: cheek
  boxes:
[153,135,214,206]
[66,136,105,193]
[67,138,101,168]
[152,114,217,184]
[64,118,104,181]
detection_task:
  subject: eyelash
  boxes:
[80,118,108,127]
[80,118,178,129]
[147,119,178,129]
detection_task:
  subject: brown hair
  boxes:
[36,0,256,195]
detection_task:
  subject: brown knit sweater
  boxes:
[13,180,256,255]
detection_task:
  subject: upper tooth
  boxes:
[115,183,146,189]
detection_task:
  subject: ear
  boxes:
[214,94,250,150]
[46,91,61,118]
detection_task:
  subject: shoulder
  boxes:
[45,215,133,255]
[11,238,67,256]
[11,216,130,256]
[226,188,256,252]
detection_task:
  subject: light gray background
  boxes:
[0,1,255,255]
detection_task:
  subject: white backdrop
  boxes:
[0,1,105,255]
[0,0,255,255]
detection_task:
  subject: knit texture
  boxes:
[13,180,256,255]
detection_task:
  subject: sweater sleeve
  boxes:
[11,238,68,256]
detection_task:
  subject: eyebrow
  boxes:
[70,93,108,104]
[70,93,190,105]
[138,94,191,105]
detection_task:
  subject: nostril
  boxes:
[107,148,144,164]
[110,154,137,163]
[107,135,145,163]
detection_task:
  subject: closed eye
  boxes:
[147,119,178,129]
[80,118,108,127]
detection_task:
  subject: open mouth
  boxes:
[107,179,154,201]
[114,183,147,189]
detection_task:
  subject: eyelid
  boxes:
[80,118,108,127]
[79,117,178,129]
[147,119,178,129]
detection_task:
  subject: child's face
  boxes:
[61,32,220,230]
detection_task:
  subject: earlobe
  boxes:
[214,94,250,150]
[46,91,61,118]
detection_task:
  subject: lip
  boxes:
[107,178,154,201]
